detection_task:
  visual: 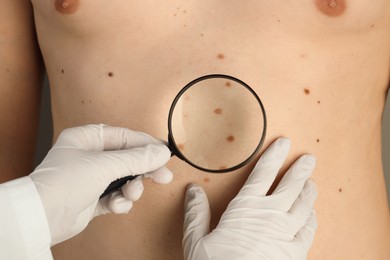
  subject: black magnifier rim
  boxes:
[168,74,267,173]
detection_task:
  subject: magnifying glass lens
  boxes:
[170,77,265,172]
[101,75,266,198]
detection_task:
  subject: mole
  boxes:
[203,177,210,183]
[315,0,346,17]
[178,144,185,151]
[108,72,114,77]
[81,100,84,104]
[339,188,342,192]
[304,88,310,95]
[219,165,227,170]
[55,0,80,15]
[214,108,222,115]
[317,100,321,104]
[226,135,235,142]
[225,81,231,87]
[217,53,225,60]
[316,138,320,143]
[61,69,64,74]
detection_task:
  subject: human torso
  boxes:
[31,0,390,259]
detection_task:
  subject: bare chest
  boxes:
[32,0,389,36]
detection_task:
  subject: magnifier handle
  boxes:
[100,140,177,199]
[99,175,138,199]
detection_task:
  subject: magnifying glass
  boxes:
[100,74,267,198]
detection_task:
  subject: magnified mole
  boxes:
[214,108,222,115]
[217,53,225,60]
[226,135,235,142]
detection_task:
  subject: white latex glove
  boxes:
[30,124,172,245]
[183,138,318,260]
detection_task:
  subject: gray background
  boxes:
[33,78,390,205]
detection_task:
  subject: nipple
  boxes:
[62,0,70,8]
[55,0,79,14]
[315,0,346,17]
[328,0,337,8]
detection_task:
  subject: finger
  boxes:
[149,166,173,184]
[108,191,133,214]
[288,180,318,234]
[183,184,211,259]
[98,144,171,181]
[102,125,165,150]
[54,124,166,151]
[238,138,291,197]
[122,167,172,200]
[54,124,105,150]
[95,196,111,217]
[289,180,318,215]
[293,210,318,252]
[122,176,144,201]
[96,191,133,215]
[271,155,316,211]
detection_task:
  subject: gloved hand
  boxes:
[183,138,318,260]
[30,124,172,245]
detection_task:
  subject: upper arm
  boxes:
[0,0,44,182]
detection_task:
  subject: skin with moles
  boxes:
[27,0,390,259]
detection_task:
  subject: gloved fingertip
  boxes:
[185,183,205,201]
[300,155,317,170]
[148,143,171,156]
[122,178,144,201]
[186,183,201,192]
[151,167,173,184]
[256,137,291,169]
[108,194,134,214]
[275,137,291,147]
